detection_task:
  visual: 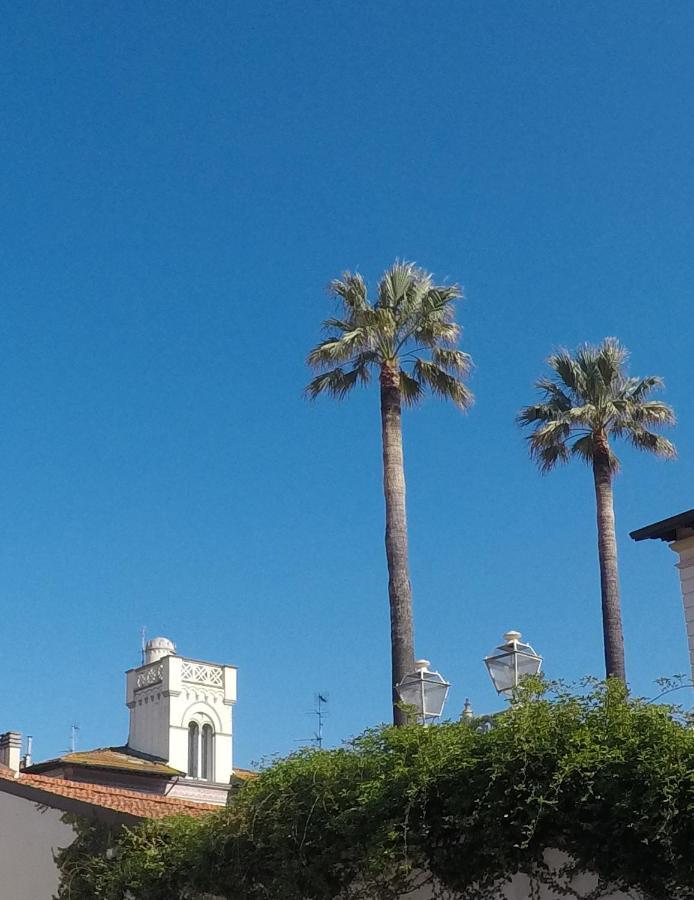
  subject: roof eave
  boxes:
[630,508,694,543]
[24,760,181,778]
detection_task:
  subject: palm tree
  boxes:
[306,262,473,724]
[518,338,675,682]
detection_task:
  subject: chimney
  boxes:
[0,732,22,773]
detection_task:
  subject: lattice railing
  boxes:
[181,661,223,687]
[135,663,164,690]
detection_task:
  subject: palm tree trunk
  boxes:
[592,435,626,682]
[380,359,415,725]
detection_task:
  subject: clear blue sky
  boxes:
[1,1,693,768]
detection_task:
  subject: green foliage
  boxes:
[58,681,694,899]
[517,338,675,473]
[52,815,114,899]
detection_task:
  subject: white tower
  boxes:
[126,637,237,785]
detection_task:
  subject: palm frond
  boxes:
[305,367,363,400]
[413,320,460,349]
[624,375,665,403]
[413,360,473,410]
[517,404,578,428]
[527,420,572,452]
[353,350,380,370]
[431,348,473,377]
[624,400,675,427]
[398,272,437,326]
[329,273,368,313]
[565,404,599,427]
[626,429,677,459]
[528,439,570,473]
[399,369,424,406]
[321,317,355,333]
[306,329,369,368]
[595,337,628,390]
[378,261,421,310]
[570,434,594,464]
[535,378,573,410]
[548,349,585,397]
[517,404,553,426]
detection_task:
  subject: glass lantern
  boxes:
[484,631,542,694]
[396,659,450,723]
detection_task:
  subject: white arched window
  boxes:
[187,717,215,781]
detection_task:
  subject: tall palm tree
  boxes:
[518,338,675,682]
[306,262,473,724]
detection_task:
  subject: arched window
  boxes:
[187,722,199,777]
[201,724,214,781]
[187,718,215,780]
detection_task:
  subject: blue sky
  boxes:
[1,1,693,768]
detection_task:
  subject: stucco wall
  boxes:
[405,851,638,900]
[0,791,76,900]
[673,534,694,680]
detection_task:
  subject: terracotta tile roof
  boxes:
[24,746,183,777]
[231,767,257,781]
[0,769,217,820]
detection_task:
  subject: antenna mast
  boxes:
[314,692,328,749]
[69,723,80,754]
[140,627,147,665]
[294,692,330,749]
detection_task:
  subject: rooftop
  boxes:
[0,768,217,822]
[630,508,694,543]
[24,745,184,777]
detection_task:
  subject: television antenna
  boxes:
[68,723,80,754]
[313,692,329,749]
[295,692,329,749]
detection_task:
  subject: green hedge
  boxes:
[56,680,694,900]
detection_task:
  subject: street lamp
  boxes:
[396,659,450,723]
[484,630,542,695]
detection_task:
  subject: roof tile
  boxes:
[0,769,217,820]
[24,746,183,777]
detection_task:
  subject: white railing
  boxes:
[181,661,223,687]
[135,663,164,690]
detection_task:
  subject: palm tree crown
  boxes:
[517,338,675,471]
[306,262,473,408]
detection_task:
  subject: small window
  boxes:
[201,724,214,781]
[187,722,199,777]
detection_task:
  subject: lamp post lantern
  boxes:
[484,630,542,695]
[395,659,450,724]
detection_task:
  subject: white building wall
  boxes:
[405,852,639,900]
[671,534,694,680]
[0,791,76,900]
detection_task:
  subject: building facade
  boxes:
[0,636,248,898]
[631,507,694,682]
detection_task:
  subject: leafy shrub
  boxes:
[57,679,694,899]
